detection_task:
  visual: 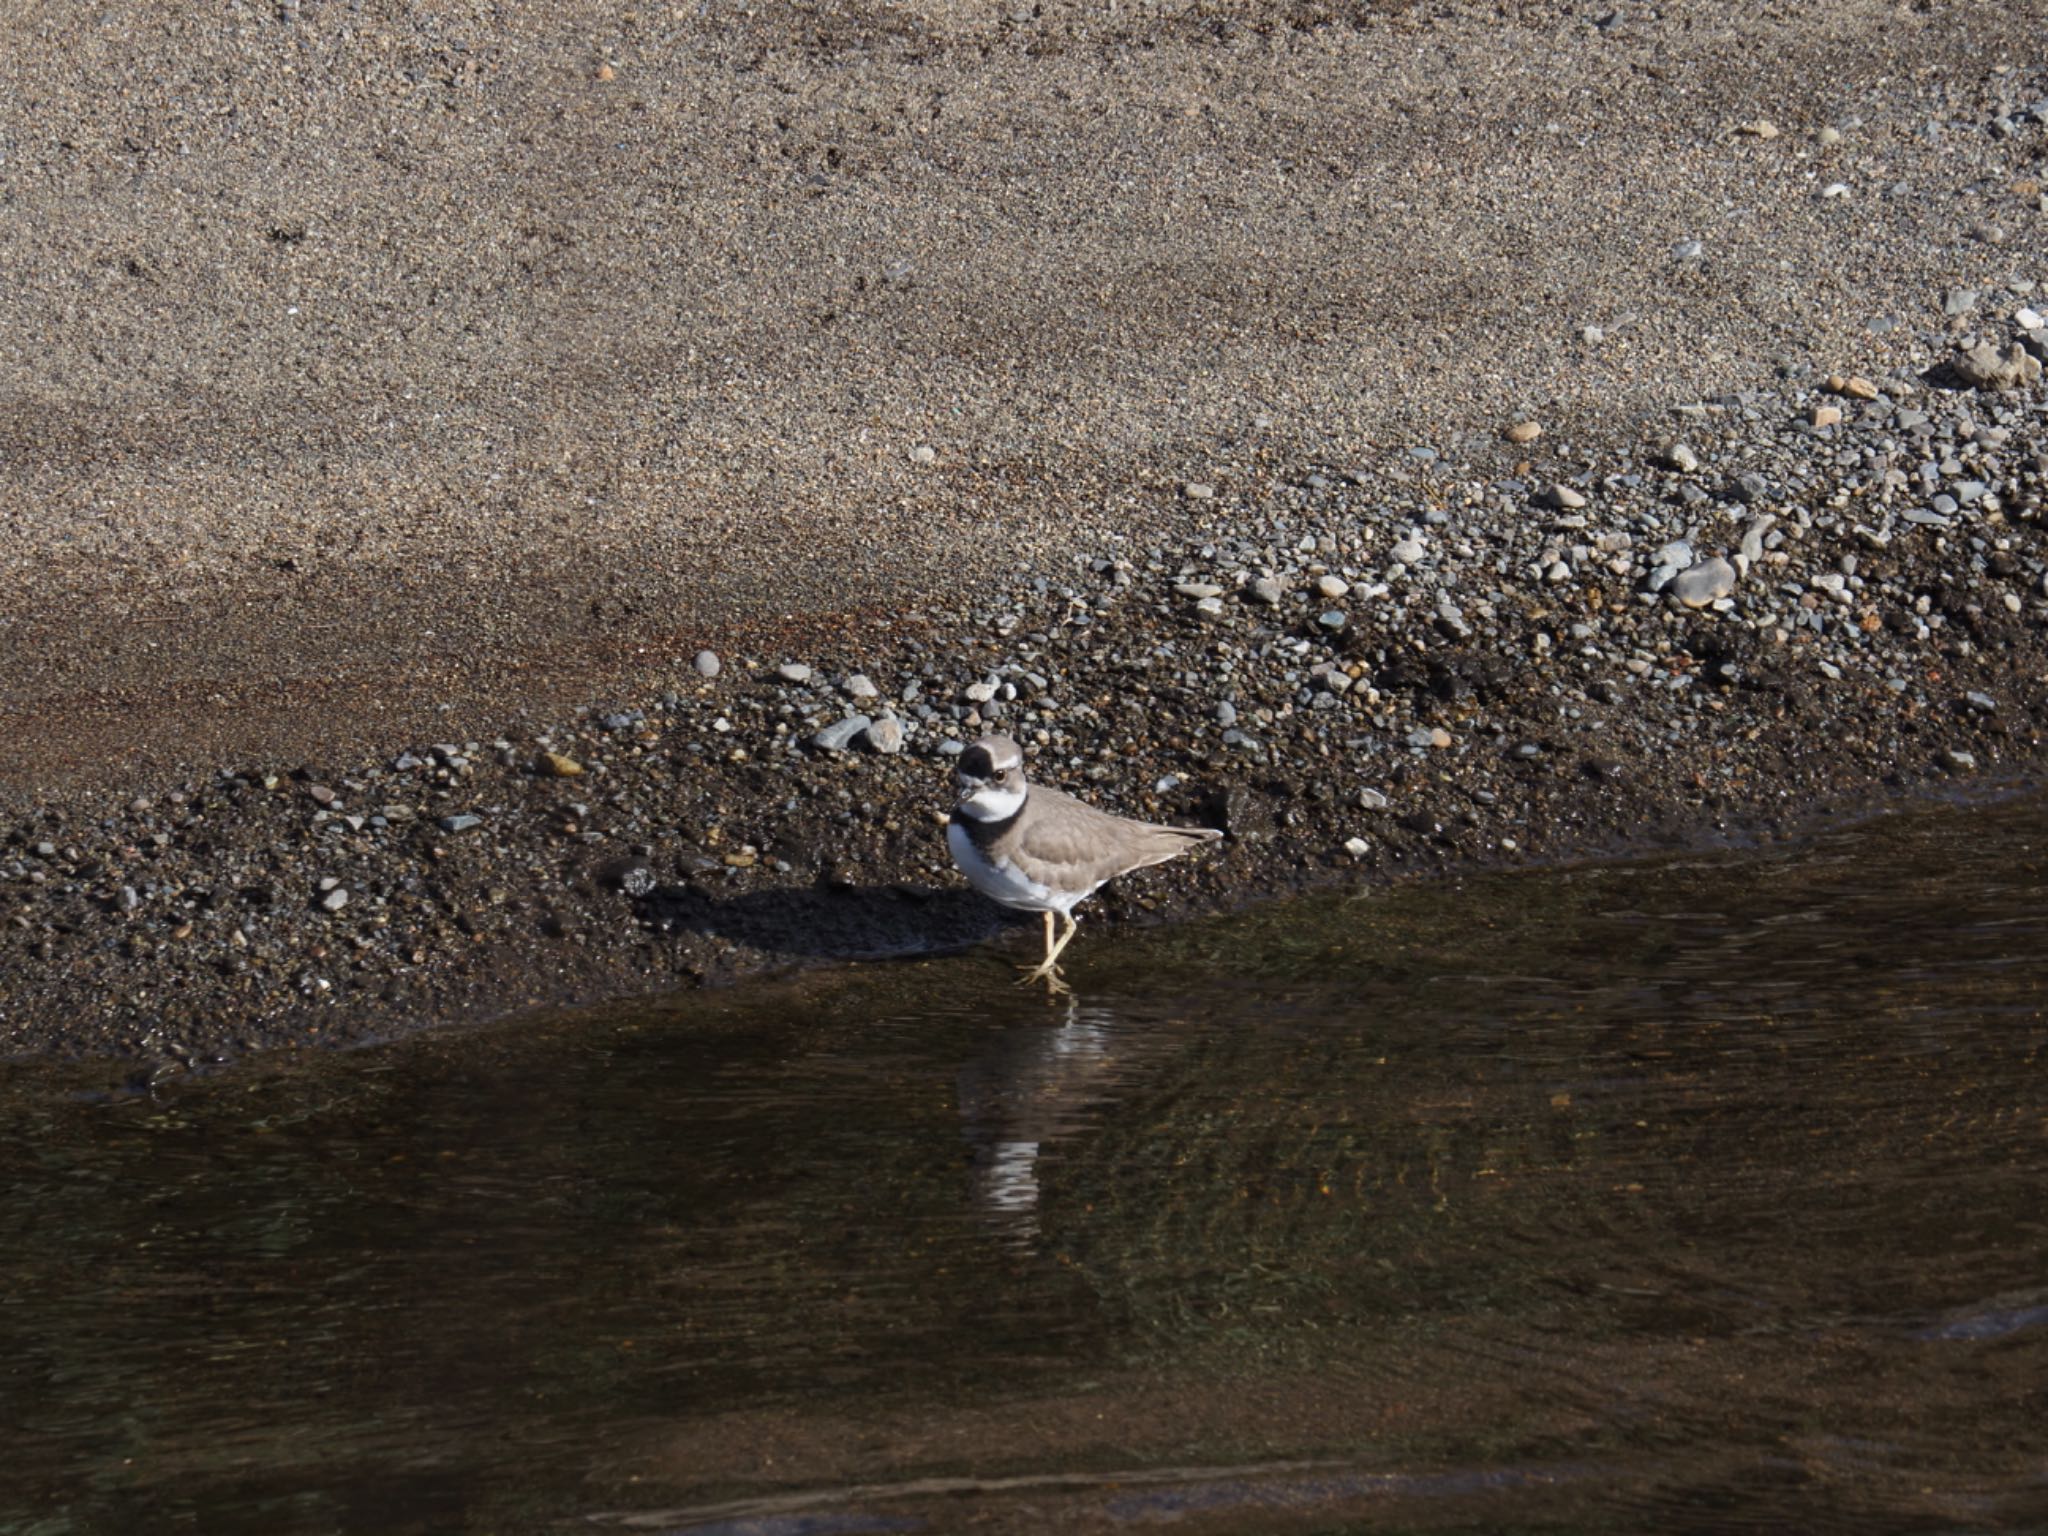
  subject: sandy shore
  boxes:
[3,1,2046,1057]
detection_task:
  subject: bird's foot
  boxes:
[1015,961,1071,996]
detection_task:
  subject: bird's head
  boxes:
[954,735,1027,820]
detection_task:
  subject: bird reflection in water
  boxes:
[955,995,1151,1245]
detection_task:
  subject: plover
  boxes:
[947,734,1222,992]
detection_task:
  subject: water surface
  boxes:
[5,795,2048,1534]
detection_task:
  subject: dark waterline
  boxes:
[4,795,2048,1534]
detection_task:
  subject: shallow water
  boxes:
[5,794,2048,1535]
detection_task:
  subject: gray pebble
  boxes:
[777,662,813,684]
[693,650,721,678]
[812,715,872,752]
[862,716,906,754]
[1247,577,1286,606]
[320,887,350,913]
[438,814,483,833]
[845,674,879,699]
[1671,557,1738,608]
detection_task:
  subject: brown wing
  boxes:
[995,784,1221,892]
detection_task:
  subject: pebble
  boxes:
[811,715,873,752]
[1811,403,1843,428]
[1955,341,2042,390]
[1546,484,1587,510]
[693,650,721,678]
[1661,441,1700,473]
[539,752,584,778]
[1316,574,1350,600]
[1247,577,1286,606]
[438,814,482,833]
[909,444,937,464]
[319,887,350,913]
[1505,420,1542,444]
[1343,837,1371,858]
[1176,582,1224,600]
[1215,701,1238,727]
[1390,538,1426,565]
[1671,557,1738,608]
[862,716,906,754]
[1318,609,1349,631]
[1652,539,1695,569]
[1357,788,1389,810]
[777,662,813,684]
[1183,482,1215,500]
[1828,374,1880,400]
[845,674,879,699]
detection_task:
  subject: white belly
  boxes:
[948,820,1063,913]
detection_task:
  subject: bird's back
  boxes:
[999,783,1221,887]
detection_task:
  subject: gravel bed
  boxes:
[5,332,2046,1062]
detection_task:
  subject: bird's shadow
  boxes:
[634,878,1018,963]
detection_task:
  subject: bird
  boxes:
[946,734,1222,992]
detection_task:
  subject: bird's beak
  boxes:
[955,776,983,804]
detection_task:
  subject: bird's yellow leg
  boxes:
[1016,910,1073,994]
[1046,912,1080,967]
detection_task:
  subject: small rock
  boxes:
[1316,574,1350,600]
[1652,539,1695,569]
[1941,287,1979,317]
[909,444,937,464]
[538,752,584,778]
[1357,787,1389,810]
[1828,374,1881,401]
[1735,118,1779,139]
[811,715,873,752]
[319,887,350,913]
[1505,420,1542,444]
[1954,341,2042,391]
[862,716,906,754]
[438,814,482,833]
[1390,538,1427,565]
[1182,482,1216,500]
[777,662,813,684]
[1810,403,1843,428]
[1964,691,1998,714]
[1246,576,1286,606]
[1318,609,1349,631]
[693,650,721,678]
[1661,440,1701,473]
[1546,483,1587,510]
[845,674,879,699]
[1214,701,1238,727]
[1671,239,1705,263]
[1176,582,1225,600]
[1671,557,1738,608]
[1343,837,1371,858]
